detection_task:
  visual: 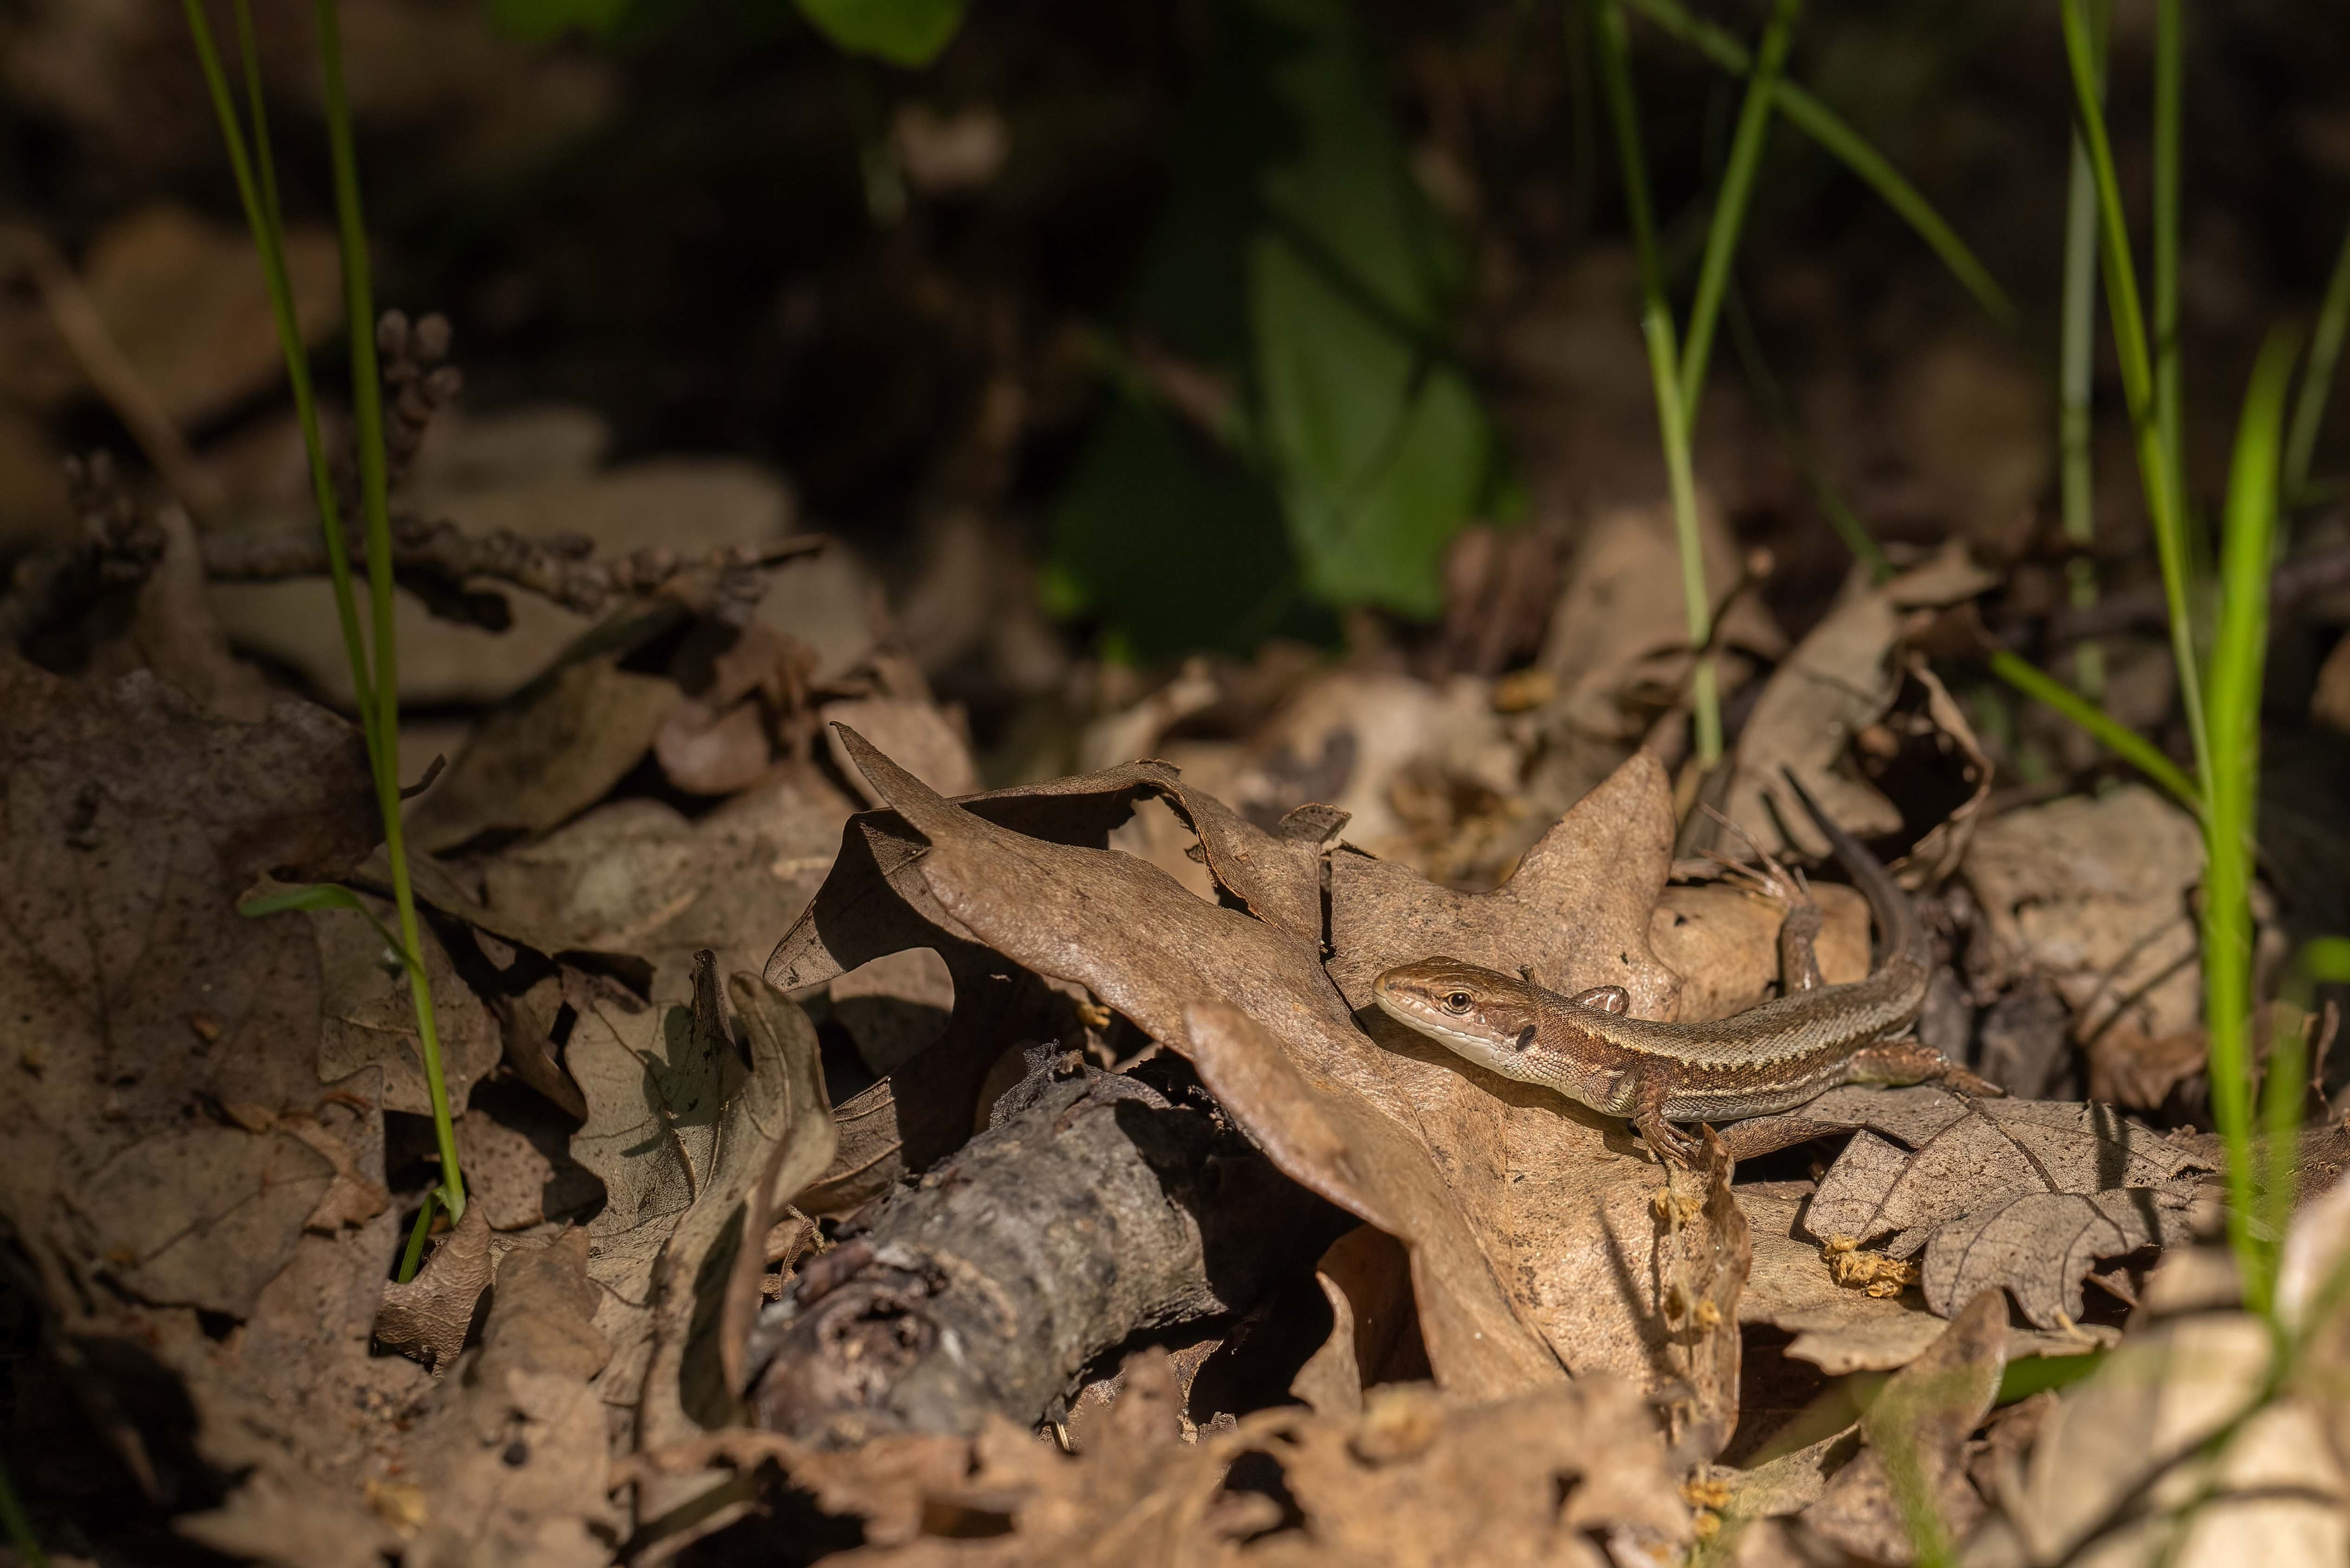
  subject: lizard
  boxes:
[1371,769,1999,1164]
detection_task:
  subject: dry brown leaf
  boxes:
[793,1349,1690,1567]
[563,951,835,1535]
[1800,1288,2008,1564]
[779,730,1763,1423]
[475,764,853,1006]
[1649,880,1869,1024]
[2085,1027,2210,1113]
[376,1201,494,1369]
[823,696,983,803]
[1535,497,1783,747]
[71,1123,336,1317]
[1737,1187,2108,1375]
[177,1468,399,1568]
[1702,1424,1861,1524]
[0,661,378,1325]
[308,887,500,1116]
[405,603,689,853]
[1206,668,1520,870]
[767,752,1334,1213]
[1288,1224,1421,1417]
[490,969,592,1121]
[2280,1168,2350,1480]
[1324,751,1768,1406]
[1919,1190,2178,1328]
[1963,785,2206,1047]
[825,947,956,1077]
[394,1229,622,1568]
[652,621,812,796]
[1719,542,1996,859]
[72,203,342,425]
[280,1106,392,1233]
[1773,1088,2206,1288]
[453,1100,601,1232]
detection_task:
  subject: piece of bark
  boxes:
[745,1050,1340,1447]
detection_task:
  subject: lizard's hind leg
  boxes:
[1702,805,1825,993]
[1842,1038,2004,1098]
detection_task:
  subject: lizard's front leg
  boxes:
[1630,1068,1707,1165]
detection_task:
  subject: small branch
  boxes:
[0,454,164,645]
[200,518,828,623]
[3,474,829,645]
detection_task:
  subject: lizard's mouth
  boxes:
[1372,988,1504,1059]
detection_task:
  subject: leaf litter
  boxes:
[7,496,2345,1568]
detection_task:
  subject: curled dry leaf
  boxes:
[767,749,1330,1211]
[784,1349,1691,1568]
[1718,542,1996,860]
[1287,1224,1422,1417]
[822,696,983,803]
[376,1201,494,1369]
[565,956,835,1474]
[559,950,833,1541]
[1800,1288,2008,1564]
[391,1229,622,1568]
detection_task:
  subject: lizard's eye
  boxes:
[1443,991,1473,1014]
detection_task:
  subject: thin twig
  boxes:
[0,226,229,523]
[201,518,828,622]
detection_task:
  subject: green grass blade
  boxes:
[2204,324,2301,1318]
[397,1190,442,1284]
[2284,215,2350,508]
[1677,0,1800,421]
[180,0,375,723]
[1592,0,1718,766]
[2059,0,2106,698]
[1620,0,2015,328]
[2060,0,2209,795]
[239,883,405,958]
[0,1455,45,1568]
[313,0,466,1225]
[1986,650,2201,817]
[2153,0,2186,552]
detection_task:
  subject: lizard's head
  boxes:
[1371,958,1543,1079]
